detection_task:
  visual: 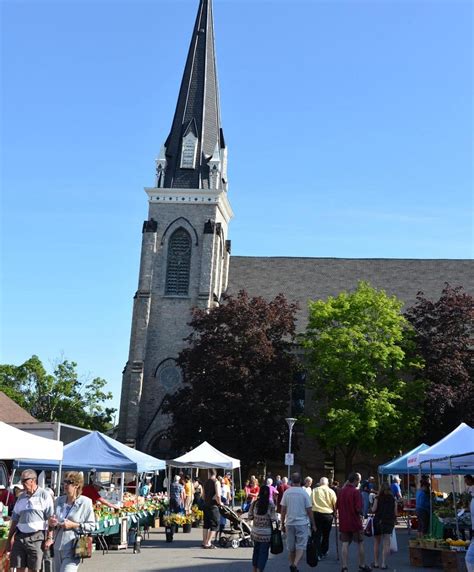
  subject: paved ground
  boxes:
[80,525,436,572]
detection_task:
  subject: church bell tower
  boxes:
[118,0,232,454]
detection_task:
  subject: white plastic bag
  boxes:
[390,529,398,553]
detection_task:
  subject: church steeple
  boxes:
[158,0,227,191]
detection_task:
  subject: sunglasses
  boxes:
[63,480,76,486]
[21,478,34,484]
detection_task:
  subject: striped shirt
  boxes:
[12,487,54,533]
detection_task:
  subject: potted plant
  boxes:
[182,514,193,533]
[163,513,185,533]
[191,506,203,528]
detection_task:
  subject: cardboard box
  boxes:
[409,547,442,568]
[442,550,467,572]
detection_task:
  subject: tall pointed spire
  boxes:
[161,0,227,191]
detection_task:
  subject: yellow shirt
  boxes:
[184,482,193,497]
[311,485,337,513]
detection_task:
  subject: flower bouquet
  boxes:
[191,505,203,527]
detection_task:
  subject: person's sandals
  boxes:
[359,566,372,572]
[341,567,348,572]
[381,566,388,570]
[371,563,380,568]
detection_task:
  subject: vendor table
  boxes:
[94,509,159,551]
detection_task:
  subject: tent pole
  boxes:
[449,457,460,538]
[429,461,433,536]
[238,466,242,510]
[119,472,125,504]
[56,461,63,497]
[135,473,139,508]
[5,468,15,508]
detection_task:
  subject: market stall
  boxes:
[168,441,241,508]
[0,422,64,569]
[379,444,431,532]
[14,431,167,550]
[168,441,240,486]
[407,423,474,571]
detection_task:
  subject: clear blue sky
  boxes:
[1,0,472,415]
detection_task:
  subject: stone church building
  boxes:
[118,0,473,468]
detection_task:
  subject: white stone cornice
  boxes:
[144,187,234,222]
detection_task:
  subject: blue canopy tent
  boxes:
[378,444,429,475]
[14,431,166,473]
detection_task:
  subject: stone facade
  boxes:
[118,189,232,454]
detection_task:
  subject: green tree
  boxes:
[164,291,300,469]
[0,355,116,431]
[302,281,423,475]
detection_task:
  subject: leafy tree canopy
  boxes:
[405,284,474,441]
[0,355,116,432]
[164,291,300,469]
[302,281,423,474]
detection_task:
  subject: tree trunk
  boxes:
[343,445,357,478]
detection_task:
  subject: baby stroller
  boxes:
[217,505,252,549]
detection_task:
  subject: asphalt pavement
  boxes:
[79,524,438,572]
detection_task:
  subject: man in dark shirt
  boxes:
[202,469,221,549]
[337,472,371,572]
[276,477,290,513]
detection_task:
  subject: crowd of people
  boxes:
[1,467,472,572]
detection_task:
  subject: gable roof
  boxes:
[0,391,36,423]
[227,256,474,333]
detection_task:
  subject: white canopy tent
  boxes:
[406,422,474,538]
[167,442,241,509]
[168,441,240,470]
[0,421,63,461]
[407,422,474,473]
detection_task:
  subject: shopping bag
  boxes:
[364,516,374,537]
[390,529,398,553]
[270,524,283,555]
[306,531,318,567]
[74,535,93,559]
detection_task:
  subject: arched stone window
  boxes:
[165,228,191,295]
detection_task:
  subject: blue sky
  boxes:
[1,0,472,415]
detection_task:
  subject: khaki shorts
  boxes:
[10,530,45,571]
[286,524,309,551]
[340,530,364,543]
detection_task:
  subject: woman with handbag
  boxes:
[46,471,96,572]
[371,483,397,569]
[248,485,277,572]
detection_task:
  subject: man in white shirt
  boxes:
[281,472,317,572]
[2,470,54,572]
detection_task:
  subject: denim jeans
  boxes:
[54,550,81,572]
[252,540,270,571]
[466,538,474,572]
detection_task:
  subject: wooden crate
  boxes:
[442,550,467,572]
[409,547,443,568]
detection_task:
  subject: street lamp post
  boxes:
[285,417,297,480]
